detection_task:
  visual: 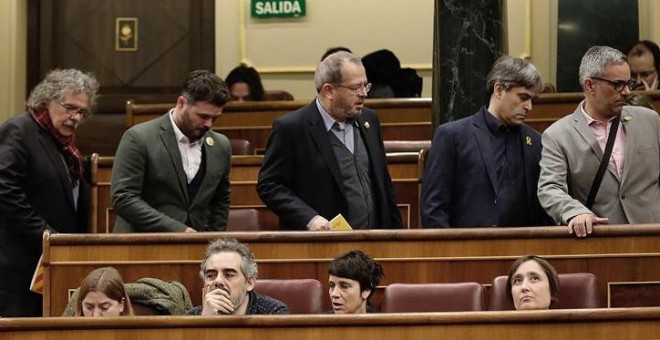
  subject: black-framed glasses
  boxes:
[59,101,90,118]
[590,77,635,93]
[333,83,372,95]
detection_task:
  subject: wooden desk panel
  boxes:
[92,153,423,232]
[43,225,660,316]
[84,92,660,157]
[3,309,660,340]
[124,99,435,152]
[126,99,434,128]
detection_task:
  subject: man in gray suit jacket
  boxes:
[538,46,660,237]
[112,70,231,233]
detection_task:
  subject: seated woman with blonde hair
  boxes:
[75,267,134,316]
[506,255,560,310]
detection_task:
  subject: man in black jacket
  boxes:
[0,69,98,316]
[257,51,402,230]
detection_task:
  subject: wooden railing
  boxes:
[3,309,660,339]
[124,91,660,148]
[126,98,434,152]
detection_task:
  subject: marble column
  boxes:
[432,0,503,127]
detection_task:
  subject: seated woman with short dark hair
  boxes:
[506,255,560,310]
[75,267,134,316]
[328,250,383,314]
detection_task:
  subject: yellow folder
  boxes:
[328,214,353,231]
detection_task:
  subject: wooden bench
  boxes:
[126,91,660,142]
[3,309,660,339]
[126,98,434,153]
[77,91,660,156]
[42,225,660,316]
[120,93,590,153]
[90,151,425,232]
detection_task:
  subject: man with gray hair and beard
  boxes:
[187,238,289,315]
[538,46,660,237]
[0,69,99,316]
[421,55,552,228]
[258,51,402,230]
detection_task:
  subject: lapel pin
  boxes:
[206,137,214,146]
[622,115,632,121]
[363,121,370,129]
[525,136,532,146]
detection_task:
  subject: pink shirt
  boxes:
[580,105,626,178]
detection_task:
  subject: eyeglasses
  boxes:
[59,101,90,118]
[590,77,636,93]
[333,83,372,95]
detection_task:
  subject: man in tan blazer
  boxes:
[538,46,660,237]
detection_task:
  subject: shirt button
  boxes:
[621,195,626,200]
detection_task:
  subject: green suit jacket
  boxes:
[111,112,231,232]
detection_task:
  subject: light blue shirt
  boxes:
[316,98,355,154]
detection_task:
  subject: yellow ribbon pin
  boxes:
[623,116,632,121]
[206,137,214,146]
[363,121,371,129]
[525,136,532,146]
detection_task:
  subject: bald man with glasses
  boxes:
[257,51,402,230]
[538,46,660,238]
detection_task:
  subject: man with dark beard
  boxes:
[0,69,98,316]
[257,52,402,230]
[111,70,231,232]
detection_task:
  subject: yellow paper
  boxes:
[328,214,353,231]
[30,254,44,295]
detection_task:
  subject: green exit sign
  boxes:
[251,0,306,19]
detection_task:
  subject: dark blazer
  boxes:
[257,100,402,230]
[111,113,231,232]
[0,113,89,293]
[421,107,551,227]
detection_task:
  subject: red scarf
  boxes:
[28,107,84,183]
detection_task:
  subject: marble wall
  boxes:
[433,0,502,127]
